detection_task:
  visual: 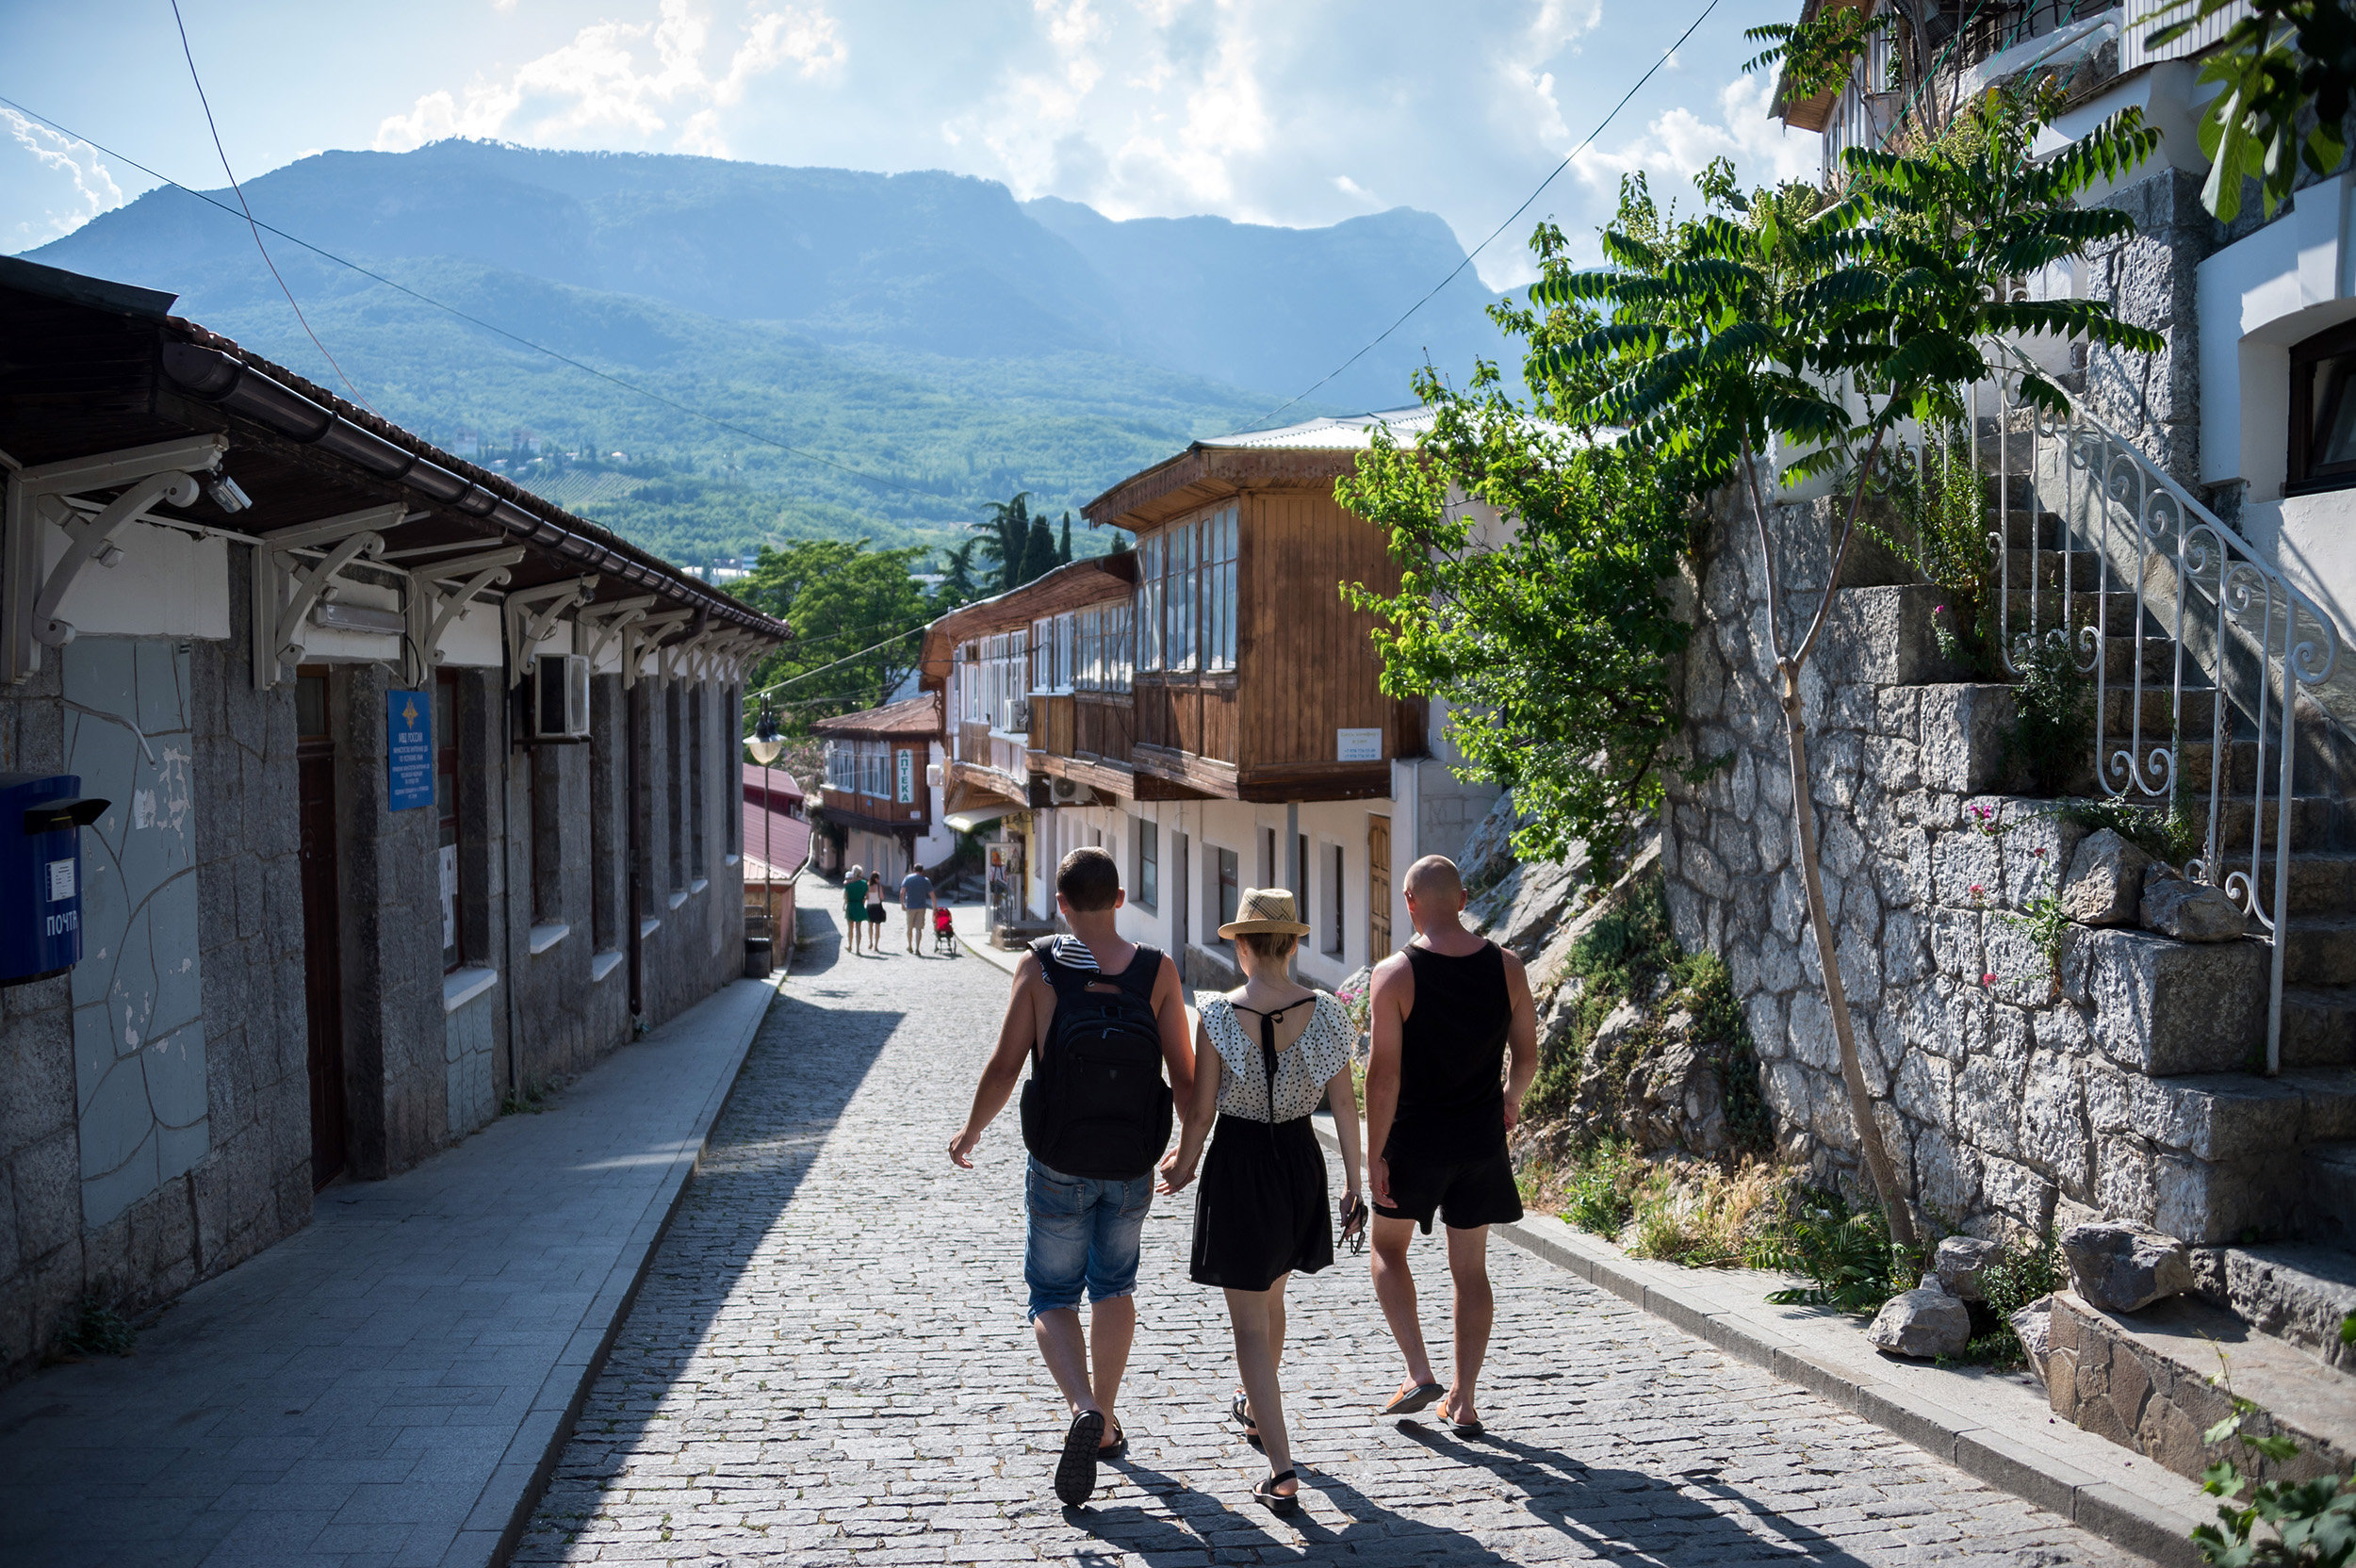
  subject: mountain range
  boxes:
[25,139,1511,564]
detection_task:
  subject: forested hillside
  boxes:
[28,140,1506,567]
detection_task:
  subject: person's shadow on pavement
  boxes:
[1063,1457,1517,1564]
[1390,1421,1877,1566]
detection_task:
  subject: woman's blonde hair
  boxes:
[848,863,865,880]
[1238,930,1298,961]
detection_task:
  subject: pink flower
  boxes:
[1968,883,1985,899]
[1981,972,1998,987]
[2032,846,2047,858]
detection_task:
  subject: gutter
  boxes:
[156,340,786,638]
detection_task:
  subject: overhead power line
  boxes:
[1235,0,1725,434]
[0,93,943,502]
[167,0,373,413]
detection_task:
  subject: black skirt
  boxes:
[1189,1113,1333,1291]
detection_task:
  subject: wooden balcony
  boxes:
[819,784,930,835]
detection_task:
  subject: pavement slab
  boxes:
[0,972,780,1568]
[516,912,2161,1566]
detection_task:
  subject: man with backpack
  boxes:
[947,846,1195,1509]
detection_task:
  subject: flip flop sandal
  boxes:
[1446,1416,1486,1437]
[1382,1381,1447,1417]
[1098,1423,1128,1461]
[1254,1467,1301,1517]
[1055,1410,1104,1507]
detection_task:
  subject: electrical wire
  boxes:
[0,92,947,502]
[167,1,374,414]
[1234,0,1724,434]
[745,624,927,702]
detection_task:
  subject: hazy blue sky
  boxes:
[1,0,1815,287]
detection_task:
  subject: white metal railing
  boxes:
[1939,356,2346,1073]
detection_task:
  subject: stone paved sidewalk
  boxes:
[518,914,2154,1566]
[0,974,778,1568]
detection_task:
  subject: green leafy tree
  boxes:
[737,538,930,729]
[939,540,980,608]
[2142,0,2356,220]
[1530,93,2161,1248]
[1336,216,1694,870]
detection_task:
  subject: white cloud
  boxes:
[374,0,843,156]
[5,109,123,246]
[1574,73,1820,196]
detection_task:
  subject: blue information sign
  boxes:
[386,689,434,811]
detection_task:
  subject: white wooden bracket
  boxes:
[403,547,528,688]
[503,576,598,687]
[3,434,227,684]
[251,503,408,690]
[578,596,655,672]
[623,609,695,691]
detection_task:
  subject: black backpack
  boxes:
[1018,939,1174,1180]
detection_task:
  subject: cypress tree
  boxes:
[1057,513,1073,564]
[1019,514,1056,586]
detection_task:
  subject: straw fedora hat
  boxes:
[1219,887,1312,939]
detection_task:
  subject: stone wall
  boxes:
[1,599,311,1375]
[1661,496,2278,1244]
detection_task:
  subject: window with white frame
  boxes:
[1166,519,1197,672]
[825,742,855,792]
[1203,504,1237,671]
[1104,602,1133,692]
[1031,618,1053,692]
[1137,532,1165,672]
[859,741,891,798]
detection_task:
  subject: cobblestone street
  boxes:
[516,915,2150,1566]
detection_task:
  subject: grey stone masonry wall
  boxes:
[333,662,448,1180]
[1664,494,2283,1244]
[2,564,310,1379]
[2082,169,2217,488]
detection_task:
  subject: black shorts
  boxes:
[1376,1147,1523,1234]
[865,903,885,924]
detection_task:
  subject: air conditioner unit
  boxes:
[924,761,943,789]
[533,653,591,740]
[1049,778,1096,806]
[1001,696,1029,732]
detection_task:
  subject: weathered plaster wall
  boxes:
[1664,498,2282,1244]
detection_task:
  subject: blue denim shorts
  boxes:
[1023,1155,1152,1320]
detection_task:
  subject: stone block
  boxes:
[2063,829,2152,926]
[2065,927,2266,1074]
[2139,873,2249,942]
[2128,1071,2303,1162]
[1935,1235,1998,1299]
[1931,827,2004,910]
[1920,685,2014,794]
[2012,1295,2054,1385]
[2064,1220,2196,1310]
[1866,1283,1972,1358]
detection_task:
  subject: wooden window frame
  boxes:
[2289,318,2356,495]
[1135,816,1158,912]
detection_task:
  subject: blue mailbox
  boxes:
[0,774,108,986]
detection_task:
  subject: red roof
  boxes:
[743,797,810,882]
[742,761,805,800]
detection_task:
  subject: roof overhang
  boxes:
[917,553,1137,690]
[1771,0,1872,133]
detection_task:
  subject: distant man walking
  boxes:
[900,863,936,955]
[947,847,1195,1508]
[1363,854,1537,1435]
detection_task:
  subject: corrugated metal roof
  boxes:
[1195,407,1440,450]
[811,691,942,738]
[742,761,805,799]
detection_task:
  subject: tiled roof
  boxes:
[810,691,942,738]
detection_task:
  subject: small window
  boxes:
[1325,842,1345,956]
[1136,818,1158,911]
[2290,319,2356,494]
[1215,846,1239,949]
[435,672,465,972]
[1203,505,1238,672]
[1137,533,1165,672]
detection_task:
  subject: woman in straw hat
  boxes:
[1157,888,1366,1515]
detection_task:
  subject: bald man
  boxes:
[1362,854,1537,1435]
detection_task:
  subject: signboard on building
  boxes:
[387,690,433,810]
[1335,727,1383,762]
[896,748,915,804]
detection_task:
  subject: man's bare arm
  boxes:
[948,956,1040,1167]
[1152,953,1197,1111]
[1500,947,1538,1130]
[1363,952,1412,1206]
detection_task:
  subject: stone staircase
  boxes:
[1990,481,2356,1331]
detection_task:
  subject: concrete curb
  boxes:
[1309,1124,2210,1568]
[460,972,784,1568]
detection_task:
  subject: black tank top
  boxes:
[1384,941,1511,1164]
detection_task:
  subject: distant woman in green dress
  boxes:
[844,864,871,955]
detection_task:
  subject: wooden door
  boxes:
[1367,814,1392,964]
[295,672,347,1188]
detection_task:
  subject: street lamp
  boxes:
[746,703,784,952]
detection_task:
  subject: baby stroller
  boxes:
[932,906,958,956]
